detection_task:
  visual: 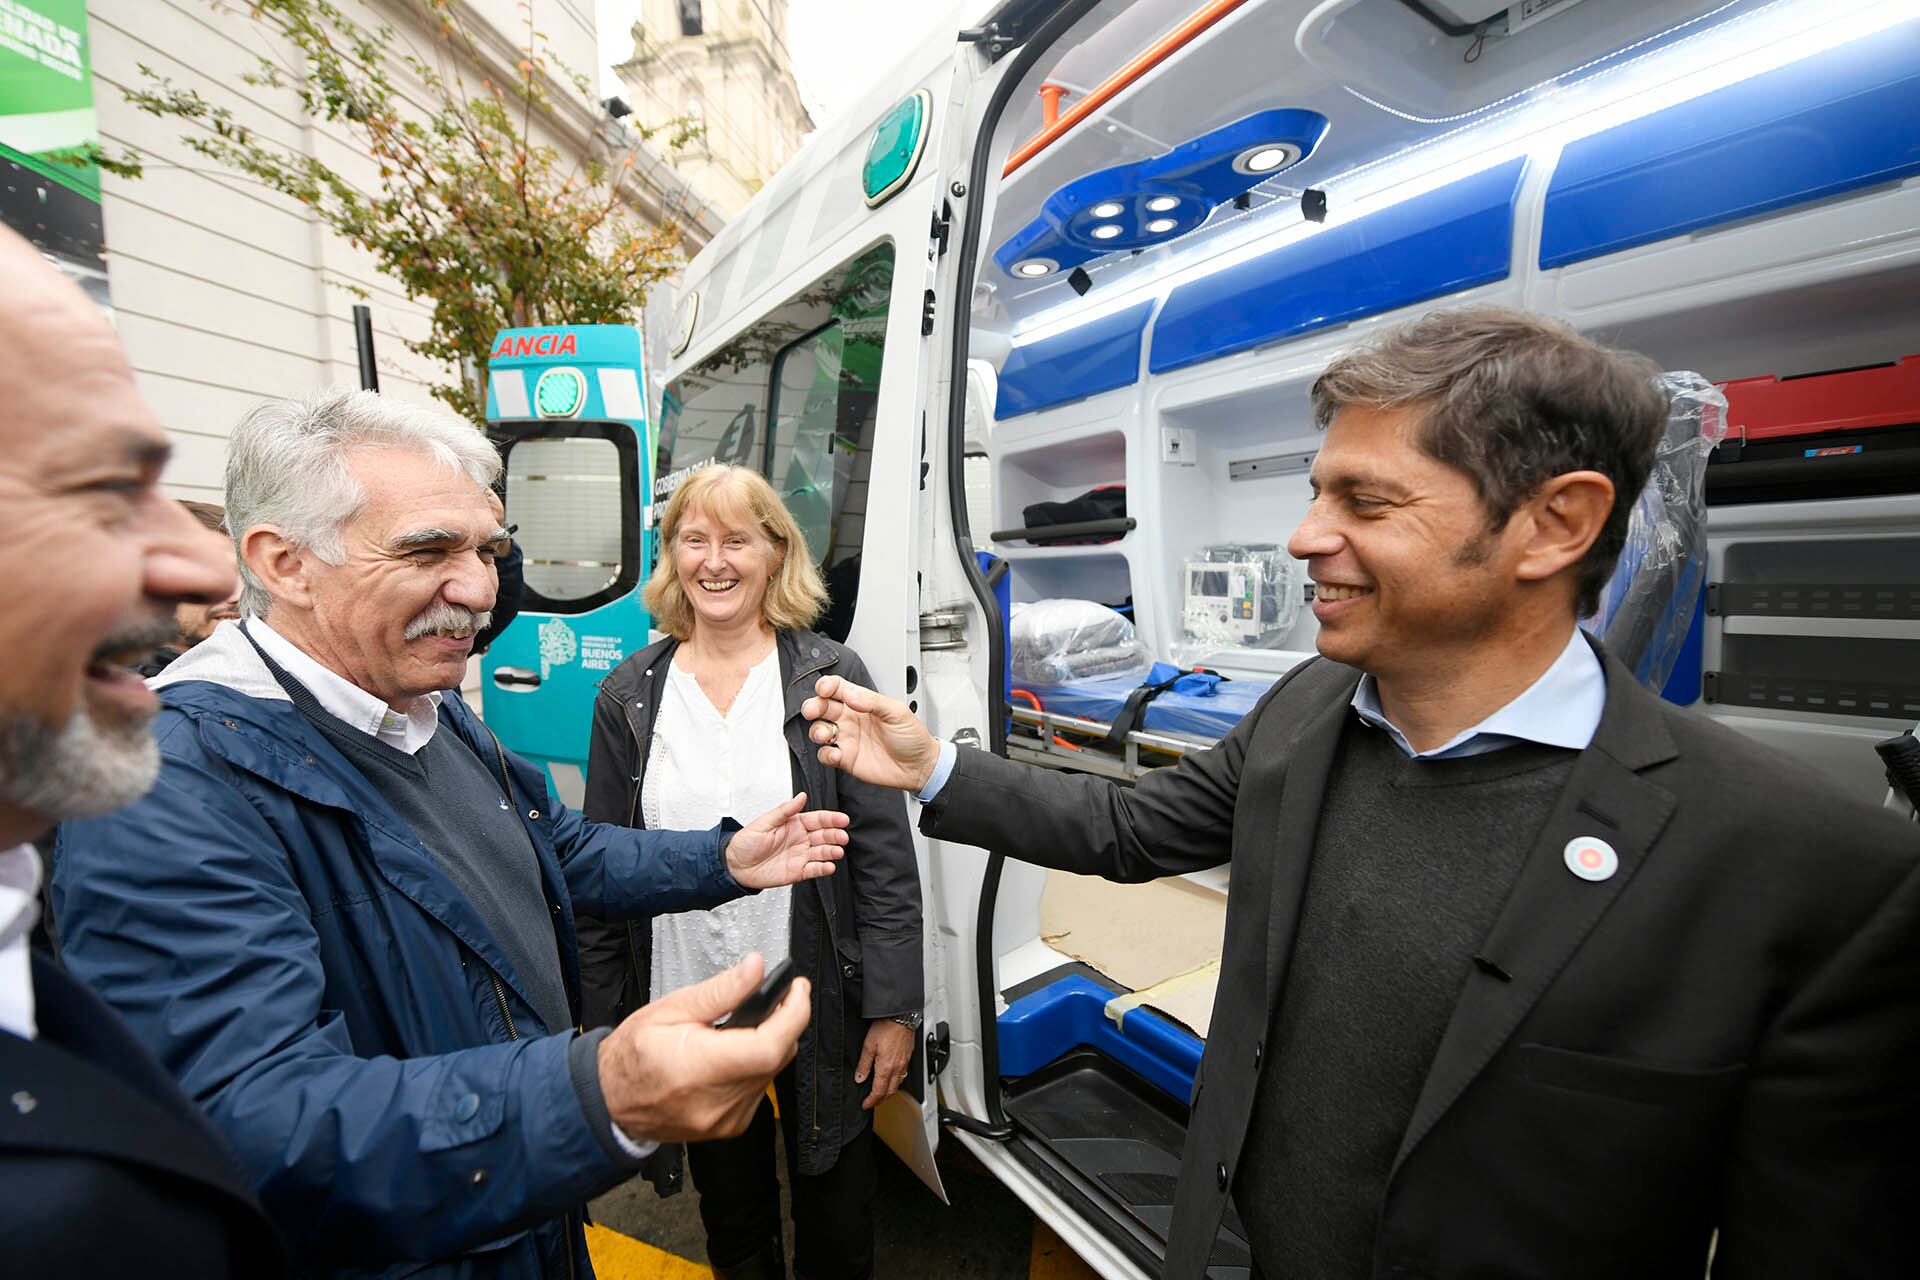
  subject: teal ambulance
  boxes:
[480,324,654,810]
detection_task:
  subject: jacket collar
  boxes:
[150,617,285,703]
[777,628,842,718]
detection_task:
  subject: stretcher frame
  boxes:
[1007,702,1212,781]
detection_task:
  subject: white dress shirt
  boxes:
[1,843,42,1040]
[644,650,792,994]
[249,618,442,755]
[1349,625,1606,758]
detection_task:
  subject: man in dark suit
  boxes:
[804,307,1920,1279]
[0,226,285,1274]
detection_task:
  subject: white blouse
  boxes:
[645,648,794,997]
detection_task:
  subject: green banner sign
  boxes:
[0,0,107,296]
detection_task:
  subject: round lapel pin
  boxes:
[1564,836,1619,882]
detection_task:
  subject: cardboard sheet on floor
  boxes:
[1038,870,1226,1038]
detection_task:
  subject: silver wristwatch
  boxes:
[888,1010,924,1032]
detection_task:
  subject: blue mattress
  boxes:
[1015,662,1274,741]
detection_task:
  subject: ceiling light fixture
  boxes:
[1146,218,1178,233]
[1091,201,1125,218]
[1090,223,1123,240]
[1145,195,1181,213]
[1012,258,1056,277]
[1235,143,1299,175]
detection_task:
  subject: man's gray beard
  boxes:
[0,705,161,823]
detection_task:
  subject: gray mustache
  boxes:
[405,602,492,641]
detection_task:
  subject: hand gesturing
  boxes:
[724,793,847,889]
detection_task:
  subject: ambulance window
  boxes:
[657,241,895,641]
[501,428,639,614]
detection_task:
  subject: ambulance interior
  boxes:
[954,0,1920,1267]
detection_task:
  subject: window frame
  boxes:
[493,420,642,616]
[655,240,896,640]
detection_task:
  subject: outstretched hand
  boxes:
[725,793,847,889]
[598,953,810,1143]
[801,675,940,794]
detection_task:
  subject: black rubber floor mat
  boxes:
[1004,1049,1251,1276]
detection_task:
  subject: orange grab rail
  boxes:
[1002,0,1254,178]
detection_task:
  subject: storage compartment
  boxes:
[1707,356,1920,505]
[1706,534,1920,721]
[1006,551,1133,610]
[1708,633,1920,719]
[1721,535,1920,592]
[992,428,1128,543]
[1152,386,1320,671]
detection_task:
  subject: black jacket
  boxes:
[581,627,923,1176]
[0,951,285,1277]
[922,642,1920,1280]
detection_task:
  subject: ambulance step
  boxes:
[1003,1051,1252,1278]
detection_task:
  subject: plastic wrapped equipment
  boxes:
[1178,543,1301,654]
[1589,371,1729,691]
[1010,599,1154,686]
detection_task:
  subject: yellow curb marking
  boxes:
[585,1221,712,1280]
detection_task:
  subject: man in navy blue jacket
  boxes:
[55,389,849,1280]
[0,226,284,1276]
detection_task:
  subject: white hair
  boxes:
[226,389,501,617]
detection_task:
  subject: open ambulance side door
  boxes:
[650,9,1059,1197]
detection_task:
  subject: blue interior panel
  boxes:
[1540,31,1920,270]
[1660,581,1708,708]
[997,974,1203,1104]
[1150,157,1526,376]
[996,300,1154,419]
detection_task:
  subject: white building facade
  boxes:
[86,0,721,500]
[613,0,811,219]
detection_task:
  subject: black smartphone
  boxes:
[713,957,798,1030]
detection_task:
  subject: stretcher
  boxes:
[1007,663,1278,779]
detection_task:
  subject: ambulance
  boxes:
[481,324,656,806]
[539,2,1920,1273]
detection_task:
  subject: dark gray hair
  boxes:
[225,389,501,617]
[1311,306,1668,615]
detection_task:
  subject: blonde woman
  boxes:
[581,465,921,1280]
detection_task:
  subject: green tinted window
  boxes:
[657,242,894,640]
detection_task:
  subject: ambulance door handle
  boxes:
[492,667,542,690]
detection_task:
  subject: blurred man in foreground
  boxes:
[0,226,284,1275]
